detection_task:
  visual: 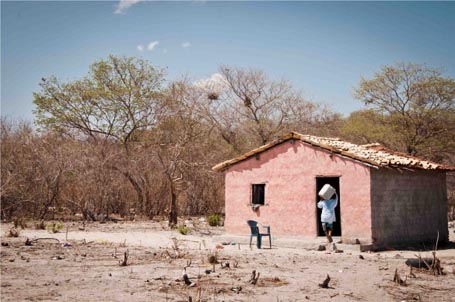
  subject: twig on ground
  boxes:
[431,231,443,275]
[185,259,192,268]
[318,274,331,288]
[25,238,33,246]
[409,266,416,278]
[249,270,260,285]
[393,268,407,286]
[24,237,61,246]
[434,230,439,252]
[119,250,129,266]
[195,286,202,301]
[183,267,196,287]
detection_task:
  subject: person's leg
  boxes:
[322,223,330,242]
[326,223,333,243]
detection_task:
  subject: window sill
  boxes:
[248,203,269,211]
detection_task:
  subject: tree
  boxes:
[341,109,395,145]
[354,62,455,161]
[147,81,217,226]
[33,55,166,149]
[1,118,35,219]
[33,55,167,216]
[196,67,340,154]
[0,119,74,220]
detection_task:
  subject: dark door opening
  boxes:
[316,177,341,236]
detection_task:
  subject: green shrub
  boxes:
[207,214,221,227]
[46,222,63,233]
[177,225,190,235]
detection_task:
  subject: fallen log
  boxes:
[25,237,61,246]
[405,258,434,269]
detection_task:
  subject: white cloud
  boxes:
[194,73,229,95]
[147,41,159,51]
[137,45,144,52]
[163,48,168,54]
[181,42,191,48]
[114,0,142,14]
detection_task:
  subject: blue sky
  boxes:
[2,1,455,121]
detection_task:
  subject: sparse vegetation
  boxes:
[207,214,221,226]
[13,217,27,229]
[35,220,46,230]
[0,220,454,301]
[0,60,453,222]
[46,222,63,233]
[207,250,219,264]
[7,227,20,237]
[177,225,190,235]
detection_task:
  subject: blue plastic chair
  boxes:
[247,220,271,249]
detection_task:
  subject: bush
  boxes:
[46,221,64,233]
[13,217,27,229]
[207,214,221,227]
[177,225,190,235]
[7,227,20,237]
[35,220,46,230]
[207,251,218,264]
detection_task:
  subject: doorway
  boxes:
[316,177,341,236]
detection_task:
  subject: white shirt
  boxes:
[317,194,338,223]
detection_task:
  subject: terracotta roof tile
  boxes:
[212,132,455,172]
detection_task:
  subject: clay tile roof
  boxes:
[212,131,455,172]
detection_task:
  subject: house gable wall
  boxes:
[370,170,448,248]
[224,140,372,240]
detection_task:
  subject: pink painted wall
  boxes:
[224,140,372,242]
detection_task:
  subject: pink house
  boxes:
[213,132,453,249]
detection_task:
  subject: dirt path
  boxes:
[1,222,455,301]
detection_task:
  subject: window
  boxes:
[252,184,265,205]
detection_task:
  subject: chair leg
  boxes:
[250,235,252,248]
[257,235,262,249]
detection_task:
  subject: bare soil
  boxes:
[1,221,455,302]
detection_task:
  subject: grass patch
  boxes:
[46,221,64,233]
[177,225,190,235]
[207,214,221,227]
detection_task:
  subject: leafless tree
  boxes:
[197,67,341,154]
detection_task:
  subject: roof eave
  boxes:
[211,131,455,173]
[211,134,294,172]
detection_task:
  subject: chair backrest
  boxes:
[247,220,259,235]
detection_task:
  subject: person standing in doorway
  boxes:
[317,191,338,243]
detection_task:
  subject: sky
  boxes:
[2,1,455,121]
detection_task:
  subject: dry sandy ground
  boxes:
[1,221,455,302]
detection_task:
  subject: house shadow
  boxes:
[373,240,455,252]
